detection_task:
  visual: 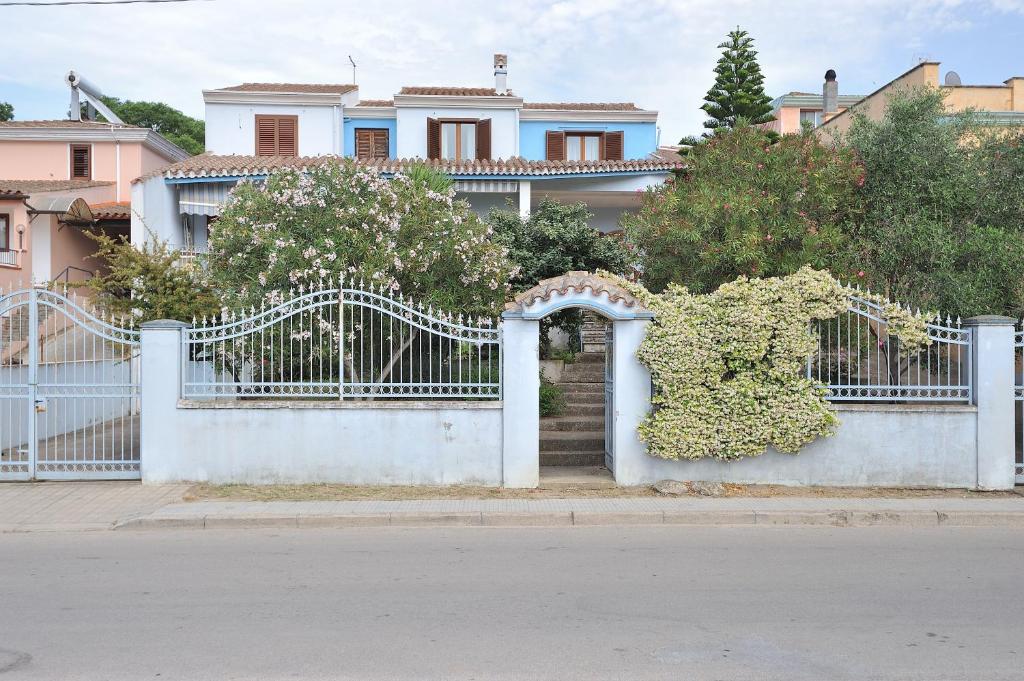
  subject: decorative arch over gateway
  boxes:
[502,271,652,321]
[499,271,653,489]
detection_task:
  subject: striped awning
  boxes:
[178,182,232,216]
[453,180,519,194]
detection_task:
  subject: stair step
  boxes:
[561,404,605,416]
[575,352,605,364]
[539,466,616,489]
[539,430,604,452]
[560,366,605,382]
[540,416,605,432]
[540,451,607,466]
[559,382,605,395]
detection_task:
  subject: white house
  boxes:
[131,54,681,254]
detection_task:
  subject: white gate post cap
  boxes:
[140,320,192,329]
[963,315,1016,326]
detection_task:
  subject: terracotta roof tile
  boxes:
[523,102,641,111]
[137,154,681,183]
[0,179,116,195]
[399,86,511,97]
[505,272,644,312]
[355,99,394,107]
[217,83,357,95]
[89,201,132,220]
[0,119,141,129]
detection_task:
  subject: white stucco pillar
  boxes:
[518,180,532,220]
[609,319,651,485]
[500,316,539,487]
[964,315,1016,490]
[140,319,188,484]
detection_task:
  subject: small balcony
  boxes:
[0,249,20,268]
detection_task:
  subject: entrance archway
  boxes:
[500,272,653,488]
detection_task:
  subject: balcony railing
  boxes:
[0,249,19,268]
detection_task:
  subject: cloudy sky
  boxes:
[1,0,1022,144]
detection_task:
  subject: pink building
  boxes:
[0,120,188,291]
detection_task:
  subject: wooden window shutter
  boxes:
[545,131,565,161]
[70,144,91,179]
[427,118,440,159]
[372,129,389,159]
[255,115,298,156]
[604,131,624,161]
[255,116,278,156]
[476,119,492,160]
[277,117,298,156]
[355,129,389,159]
[356,129,373,159]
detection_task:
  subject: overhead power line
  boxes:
[0,0,213,5]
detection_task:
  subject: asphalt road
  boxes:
[0,527,1021,681]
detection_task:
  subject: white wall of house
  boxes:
[131,176,180,247]
[396,107,518,159]
[204,102,342,156]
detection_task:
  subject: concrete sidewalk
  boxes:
[0,482,189,532]
[3,482,1024,532]
[116,494,1024,530]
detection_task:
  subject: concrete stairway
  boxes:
[540,352,606,467]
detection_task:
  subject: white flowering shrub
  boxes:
[603,266,931,461]
[208,160,514,318]
[206,161,514,392]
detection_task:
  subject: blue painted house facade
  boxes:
[132,54,680,254]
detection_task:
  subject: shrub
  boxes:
[841,88,1024,317]
[603,266,929,461]
[539,371,565,418]
[85,232,219,323]
[624,124,865,294]
[490,198,635,356]
[208,160,514,318]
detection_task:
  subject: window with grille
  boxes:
[255,115,299,156]
[70,144,91,179]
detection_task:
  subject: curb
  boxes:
[110,508,1024,531]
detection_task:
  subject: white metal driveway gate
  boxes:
[1,286,140,480]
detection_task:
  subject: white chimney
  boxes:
[823,69,839,116]
[494,53,508,94]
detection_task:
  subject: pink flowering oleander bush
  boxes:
[208,160,514,318]
[600,266,930,461]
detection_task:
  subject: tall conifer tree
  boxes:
[701,27,774,130]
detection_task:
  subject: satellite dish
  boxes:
[944,71,962,86]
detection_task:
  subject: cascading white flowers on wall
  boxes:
[602,266,931,461]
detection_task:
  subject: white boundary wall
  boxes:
[141,321,503,485]
[145,400,503,485]
[139,312,1018,490]
[612,404,980,488]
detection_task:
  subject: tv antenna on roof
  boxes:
[348,56,357,85]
